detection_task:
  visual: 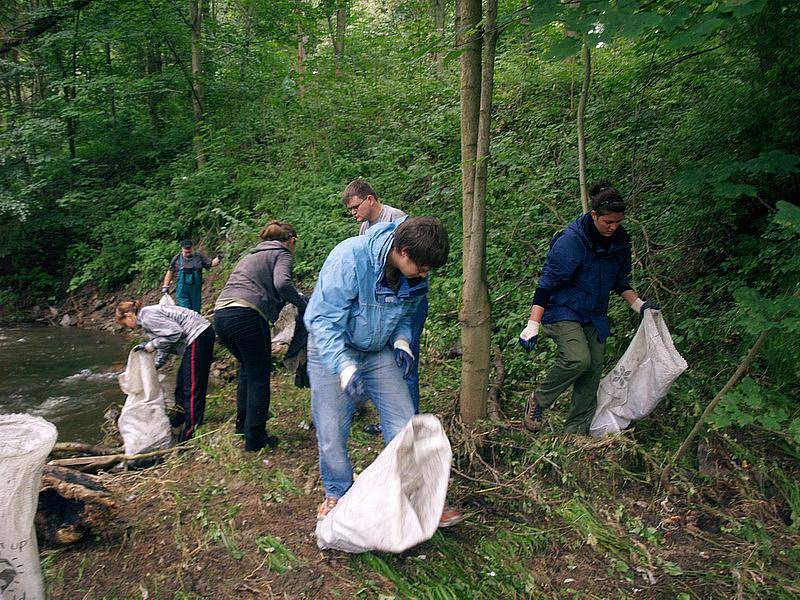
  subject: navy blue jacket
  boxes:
[537,213,632,342]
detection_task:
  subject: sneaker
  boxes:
[317,496,338,521]
[438,505,466,528]
[363,422,382,436]
[524,393,544,432]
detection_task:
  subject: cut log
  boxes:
[36,465,118,545]
[51,442,119,457]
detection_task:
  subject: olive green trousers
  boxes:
[533,321,605,434]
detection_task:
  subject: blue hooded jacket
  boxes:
[538,213,632,342]
[304,218,427,374]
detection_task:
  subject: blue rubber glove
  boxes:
[133,342,148,352]
[341,367,367,406]
[518,320,540,353]
[393,340,414,379]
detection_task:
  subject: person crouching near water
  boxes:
[213,221,308,452]
[518,181,660,435]
[115,299,216,442]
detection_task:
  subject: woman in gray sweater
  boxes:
[115,299,216,441]
[213,221,307,452]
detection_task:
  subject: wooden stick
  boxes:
[51,442,120,456]
[660,330,770,490]
[487,344,505,422]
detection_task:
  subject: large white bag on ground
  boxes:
[591,311,688,437]
[0,414,57,600]
[316,414,452,554]
[117,349,172,455]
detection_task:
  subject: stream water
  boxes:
[0,325,130,443]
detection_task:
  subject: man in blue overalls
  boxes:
[162,239,222,312]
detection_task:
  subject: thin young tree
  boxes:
[458,0,498,423]
[190,0,205,168]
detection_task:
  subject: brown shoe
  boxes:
[438,505,466,528]
[317,496,338,521]
[524,393,544,432]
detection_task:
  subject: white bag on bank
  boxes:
[117,349,172,455]
[590,311,688,437]
[316,415,452,554]
[0,414,57,600]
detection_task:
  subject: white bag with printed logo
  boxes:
[117,349,172,455]
[590,311,688,437]
[0,414,57,600]
[316,415,452,553]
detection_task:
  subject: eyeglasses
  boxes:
[346,199,365,214]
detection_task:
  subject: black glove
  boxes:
[133,342,148,352]
[640,301,661,317]
[394,346,414,379]
[154,354,168,369]
[216,252,224,259]
[343,370,368,406]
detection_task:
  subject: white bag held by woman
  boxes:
[316,415,452,554]
[0,414,58,600]
[117,349,172,455]
[591,310,687,437]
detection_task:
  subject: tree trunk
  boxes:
[190,0,206,169]
[12,48,23,104]
[458,0,496,424]
[520,0,530,48]
[430,0,445,75]
[297,24,307,98]
[334,1,347,76]
[145,39,161,132]
[576,38,591,213]
[104,42,116,126]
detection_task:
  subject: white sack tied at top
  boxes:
[591,310,688,437]
[316,414,452,554]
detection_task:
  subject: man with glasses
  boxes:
[341,179,427,436]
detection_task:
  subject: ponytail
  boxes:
[259,220,297,242]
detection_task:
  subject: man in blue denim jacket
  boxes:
[305,216,462,525]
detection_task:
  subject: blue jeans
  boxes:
[407,296,428,414]
[308,340,415,499]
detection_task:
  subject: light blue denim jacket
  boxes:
[304,218,428,374]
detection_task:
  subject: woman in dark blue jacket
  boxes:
[518,182,659,434]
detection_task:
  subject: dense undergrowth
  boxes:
[3,0,800,596]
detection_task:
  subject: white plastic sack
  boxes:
[0,414,57,600]
[117,349,172,455]
[270,304,297,355]
[591,310,688,437]
[159,294,176,307]
[316,414,452,554]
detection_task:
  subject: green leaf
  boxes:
[543,37,583,61]
[775,201,800,234]
[712,180,757,199]
[744,150,800,175]
[666,17,726,49]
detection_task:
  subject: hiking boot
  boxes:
[317,496,338,521]
[363,422,382,436]
[438,505,466,528]
[524,393,544,433]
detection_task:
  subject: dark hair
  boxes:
[392,217,449,269]
[342,178,377,205]
[115,299,143,322]
[180,239,193,248]
[259,220,297,241]
[589,181,625,215]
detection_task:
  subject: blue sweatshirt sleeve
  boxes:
[536,233,584,294]
[303,246,359,374]
[613,248,633,294]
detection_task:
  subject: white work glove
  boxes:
[518,320,540,353]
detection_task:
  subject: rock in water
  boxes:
[59,314,72,327]
[35,465,118,545]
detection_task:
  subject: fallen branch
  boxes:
[487,344,505,422]
[660,329,770,490]
[51,442,119,457]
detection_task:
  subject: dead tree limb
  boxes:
[487,344,505,421]
[576,38,591,214]
[51,442,119,457]
[660,329,770,490]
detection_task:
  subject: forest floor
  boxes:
[40,364,800,599]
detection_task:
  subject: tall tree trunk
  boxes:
[576,38,591,213]
[104,42,116,126]
[12,48,23,104]
[458,0,496,424]
[297,24,307,98]
[190,0,205,168]
[145,39,161,132]
[430,0,445,75]
[334,1,347,76]
[520,0,530,48]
